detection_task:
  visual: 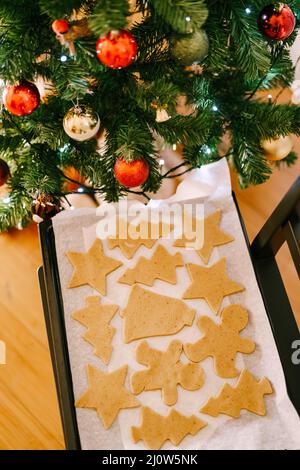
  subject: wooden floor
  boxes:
[0,100,299,451]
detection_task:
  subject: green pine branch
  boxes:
[0,0,299,231]
[232,139,272,187]
[89,0,130,36]
[38,0,87,18]
[0,190,32,231]
[272,150,298,168]
[149,0,208,34]
[229,1,272,81]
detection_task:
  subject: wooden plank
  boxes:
[0,224,64,450]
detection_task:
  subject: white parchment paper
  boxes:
[52,158,300,450]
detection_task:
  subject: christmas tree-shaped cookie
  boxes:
[200,369,273,418]
[132,407,207,450]
[108,218,173,259]
[118,245,183,286]
[174,210,233,264]
[76,365,139,429]
[72,296,118,365]
[131,340,204,405]
[183,258,244,314]
[66,238,122,295]
[121,285,195,343]
[184,305,255,377]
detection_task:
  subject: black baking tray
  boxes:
[38,221,81,450]
[38,197,300,450]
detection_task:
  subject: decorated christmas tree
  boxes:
[0,0,299,231]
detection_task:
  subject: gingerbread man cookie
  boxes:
[184,305,255,377]
[131,340,205,405]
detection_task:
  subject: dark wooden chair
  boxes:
[249,176,300,416]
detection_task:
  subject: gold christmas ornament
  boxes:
[172,29,209,66]
[261,135,293,161]
[63,105,100,141]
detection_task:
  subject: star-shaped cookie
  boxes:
[183,258,244,313]
[174,210,233,264]
[66,239,122,295]
[76,365,140,429]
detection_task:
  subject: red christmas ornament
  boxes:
[52,19,69,34]
[114,158,149,188]
[96,29,137,69]
[3,80,40,116]
[258,3,296,40]
[0,159,10,186]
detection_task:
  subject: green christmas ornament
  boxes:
[172,29,209,66]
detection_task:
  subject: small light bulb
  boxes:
[172,143,177,151]
[60,144,69,152]
[245,7,251,15]
[185,16,191,22]
[212,105,218,112]
[60,55,68,63]
[159,159,165,166]
[202,145,212,155]
[77,187,84,193]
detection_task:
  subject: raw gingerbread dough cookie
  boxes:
[108,218,173,259]
[72,296,118,365]
[118,244,183,286]
[200,369,273,418]
[66,238,122,295]
[132,407,207,450]
[76,365,139,429]
[131,340,205,405]
[183,258,244,314]
[184,305,255,377]
[174,210,233,264]
[121,285,195,343]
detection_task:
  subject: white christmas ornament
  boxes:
[63,105,100,141]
